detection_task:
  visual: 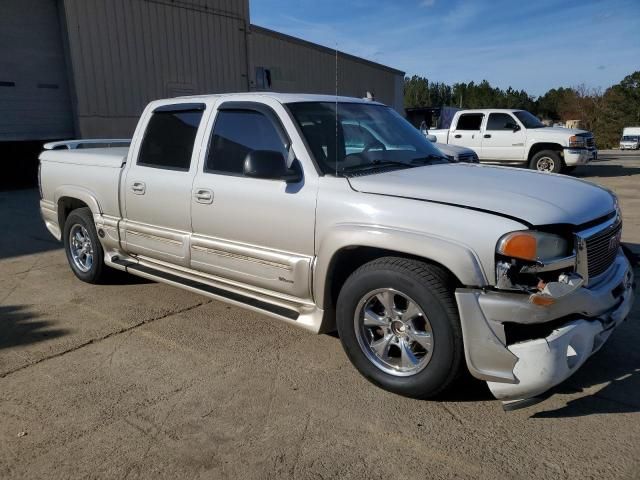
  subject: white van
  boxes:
[620,127,640,150]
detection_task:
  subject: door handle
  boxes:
[484,134,492,138]
[454,134,462,139]
[131,181,146,194]
[194,188,213,204]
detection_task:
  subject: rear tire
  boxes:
[336,257,464,399]
[63,207,107,284]
[529,150,562,173]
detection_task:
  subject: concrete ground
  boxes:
[1,150,639,479]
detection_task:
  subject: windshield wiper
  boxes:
[342,160,413,174]
[410,154,448,164]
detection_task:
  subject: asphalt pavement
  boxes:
[1,150,639,479]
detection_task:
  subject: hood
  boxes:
[347,164,614,227]
[533,127,590,136]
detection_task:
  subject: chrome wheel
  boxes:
[354,288,434,376]
[69,224,94,273]
[536,156,555,172]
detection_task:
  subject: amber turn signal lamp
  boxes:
[499,232,537,261]
[529,294,555,306]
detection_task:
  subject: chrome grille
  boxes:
[586,136,595,149]
[585,220,622,278]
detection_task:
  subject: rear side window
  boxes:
[456,113,484,131]
[137,109,203,171]
[486,113,517,131]
[206,110,287,175]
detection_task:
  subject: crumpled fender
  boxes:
[313,223,488,309]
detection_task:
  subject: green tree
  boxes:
[404,75,430,108]
[402,71,640,148]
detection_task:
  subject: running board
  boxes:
[111,257,300,321]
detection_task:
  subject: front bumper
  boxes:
[564,148,597,166]
[455,249,634,402]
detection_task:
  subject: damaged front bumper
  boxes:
[455,249,634,404]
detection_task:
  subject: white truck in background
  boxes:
[430,109,598,173]
[620,127,640,150]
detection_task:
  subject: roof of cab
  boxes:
[152,92,385,107]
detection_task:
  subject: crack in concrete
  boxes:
[0,300,211,379]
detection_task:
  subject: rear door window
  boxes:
[138,107,204,171]
[456,113,484,131]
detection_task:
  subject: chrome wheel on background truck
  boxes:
[530,150,563,173]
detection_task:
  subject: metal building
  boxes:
[1,0,404,144]
[249,26,404,112]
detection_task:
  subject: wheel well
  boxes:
[57,197,90,230]
[527,143,563,162]
[322,246,462,318]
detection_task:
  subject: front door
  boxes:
[450,113,484,154]
[481,112,526,161]
[122,103,206,267]
[190,102,316,300]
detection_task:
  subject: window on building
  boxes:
[456,113,484,131]
[486,113,517,131]
[255,67,272,90]
[206,110,287,175]
[137,108,204,171]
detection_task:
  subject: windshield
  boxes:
[287,102,448,176]
[513,110,545,128]
[622,136,639,141]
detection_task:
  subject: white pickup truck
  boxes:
[430,109,598,173]
[39,93,633,409]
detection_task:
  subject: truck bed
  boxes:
[39,147,129,168]
[39,147,129,229]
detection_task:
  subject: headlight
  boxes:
[613,193,622,217]
[568,135,585,148]
[495,230,577,292]
[497,231,571,262]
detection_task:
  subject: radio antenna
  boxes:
[335,42,338,177]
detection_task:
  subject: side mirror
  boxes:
[508,123,521,132]
[426,134,437,143]
[243,150,302,183]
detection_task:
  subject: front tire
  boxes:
[336,257,464,399]
[529,150,563,173]
[63,207,107,284]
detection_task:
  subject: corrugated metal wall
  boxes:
[61,0,250,137]
[0,0,74,141]
[249,26,404,112]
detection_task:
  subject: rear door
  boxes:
[450,113,484,153]
[189,101,316,299]
[121,103,206,267]
[481,112,526,161]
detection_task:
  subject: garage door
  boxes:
[0,0,74,141]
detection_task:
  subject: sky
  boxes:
[250,0,640,97]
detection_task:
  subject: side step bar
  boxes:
[111,257,300,321]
